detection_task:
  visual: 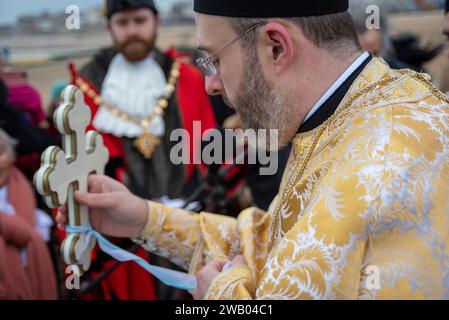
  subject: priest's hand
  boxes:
[191,255,247,300]
[55,175,148,238]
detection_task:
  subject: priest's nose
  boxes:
[205,75,225,96]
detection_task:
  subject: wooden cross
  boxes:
[34,85,109,273]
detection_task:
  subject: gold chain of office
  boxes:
[268,71,447,252]
[75,60,182,159]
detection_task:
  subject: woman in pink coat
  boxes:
[0,128,57,300]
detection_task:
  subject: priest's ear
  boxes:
[260,22,295,75]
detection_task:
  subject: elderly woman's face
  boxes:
[0,137,13,187]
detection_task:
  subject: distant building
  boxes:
[0,25,13,35]
[14,6,105,34]
[376,0,445,12]
[17,15,38,33]
[83,7,105,31]
[163,0,195,25]
[17,12,65,33]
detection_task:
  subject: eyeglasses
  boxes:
[196,22,267,77]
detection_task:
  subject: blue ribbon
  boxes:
[66,225,197,291]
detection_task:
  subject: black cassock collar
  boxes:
[297,55,373,134]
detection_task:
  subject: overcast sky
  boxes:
[0,0,184,25]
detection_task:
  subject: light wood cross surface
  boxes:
[34,85,109,273]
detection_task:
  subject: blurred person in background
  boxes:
[0,79,60,181]
[349,0,443,72]
[349,0,389,58]
[5,81,51,180]
[0,78,61,181]
[7,82,47,129]
[0,128,57,300]
[47,80,69,127]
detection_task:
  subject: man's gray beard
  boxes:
[224,50,286,151]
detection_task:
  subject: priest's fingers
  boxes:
[191,260,227,300]
[222,256,246,272]
[74,191,116,209]
[231,255,247,267]
[87,174,128,193]
[208,260,228,272]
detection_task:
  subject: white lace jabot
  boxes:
[93,53,169,138]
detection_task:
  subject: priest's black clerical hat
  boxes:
[105,0,158,19]
[193,0,349,18]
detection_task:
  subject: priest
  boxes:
[58,0,449,299]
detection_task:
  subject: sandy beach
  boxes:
[2,11,449,108]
